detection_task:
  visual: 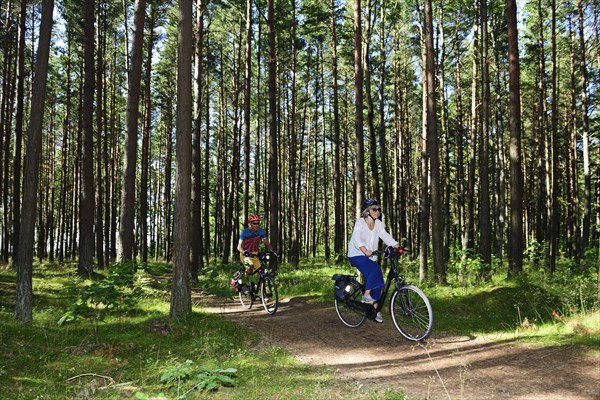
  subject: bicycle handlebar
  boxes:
[243,250,280,260]
[371,246,411,259]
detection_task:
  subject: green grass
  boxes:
[1,256,598,399]
[0,263,411,399]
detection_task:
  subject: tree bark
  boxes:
[79,0,96,276]
[424,0,445,284]
[191,0,205,277]
[353,0,365,215]
[119,0,146,262]
[267,0,279,250]
[331,0,343,263]
[549,0,560,273]
[140,4,157,264]
[170,0,193,318]
[577,0,591,254]
[12,0,27,259]
[479,0,491,277]
[95,0,105,269]
[507,0,524,277]
[14,0,54,322]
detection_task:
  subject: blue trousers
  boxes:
[348,256,384,301]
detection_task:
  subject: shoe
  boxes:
[375,312,383,323]
[361,294,376,304]
[241,284,250,294]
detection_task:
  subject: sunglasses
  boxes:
[251,222,260,225]
[371,208,381,212]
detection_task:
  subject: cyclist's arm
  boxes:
[237,239,244,254]
[263,237,274,252]
[377,221,399,248]
[359,245,373,258]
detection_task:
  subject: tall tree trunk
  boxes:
[191,0,205,277]
[331,0,343,263]
[0,1,13,263]
[479,0,491,277]
[454,43,466,260]
[364,1,379,201]
[378,0,390,233]
[14,0,54,322]
[289,0,300,266]
[95,0,105,269]
[507,0,524,277]
[163,96,173,261]
[140,4,157,265]
[267,0,279,250]
[464,3,478,261]
[566,22,580,259]
[119,0,146,262]
[424,0,445,284]
[171,0,193,318]
[79,0,96,276]
[549,0,560,272]
[418,10,429,282]
[242,0,252,226]
[203,72,210,264]
[12,0,27,259]
[577,0,591,254]
[353,0,365,215]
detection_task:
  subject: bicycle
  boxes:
[234,251,279,315]
[332,246,434,341]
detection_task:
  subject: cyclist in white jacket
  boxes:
[347,199,399,323]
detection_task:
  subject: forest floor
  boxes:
[198,293,600,400]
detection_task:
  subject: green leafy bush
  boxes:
[58,261,144,325]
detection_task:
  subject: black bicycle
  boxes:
[236,251,279,315]
[332,246,433,341]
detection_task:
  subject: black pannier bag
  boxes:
[332,274,351,301]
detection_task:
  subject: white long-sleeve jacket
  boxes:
[347,218,398,260]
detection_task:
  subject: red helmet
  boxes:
[248,214,261,223]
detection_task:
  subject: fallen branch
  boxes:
[65,373,115,384]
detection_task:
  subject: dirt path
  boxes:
[198,293,600,400]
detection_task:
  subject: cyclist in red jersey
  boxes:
[237,214,273,276]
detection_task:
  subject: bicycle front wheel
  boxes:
[390,285,433,341]
[238,285,254,310]
[260,275,279,315]
[334,279,367,328]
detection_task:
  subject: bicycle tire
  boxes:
[260,275,279,315]
[238,286,254,309]
[390,285,433,341]
[334,279,367,328]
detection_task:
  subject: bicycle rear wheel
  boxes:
[238,285,254,309]
[390,285,433,341]
[334,279,367,328]
[260,275,279,315]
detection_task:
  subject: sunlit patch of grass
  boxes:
[565,310,600,336]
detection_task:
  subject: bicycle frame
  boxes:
[352,253,406,319]
[238,251,280,315]
[246,263,268,289]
